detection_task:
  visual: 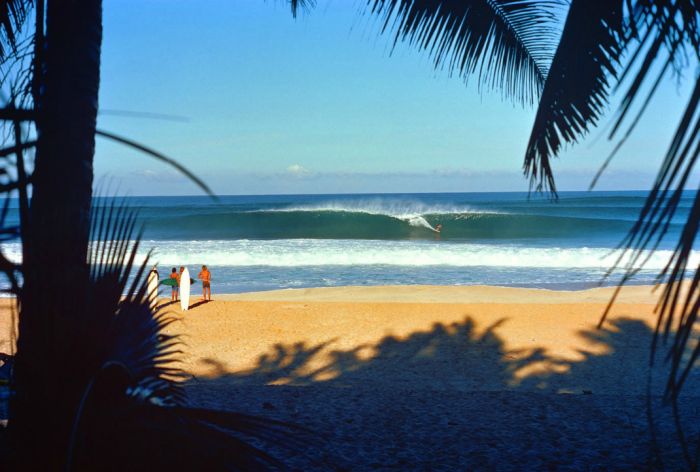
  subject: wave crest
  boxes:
[30,240,692,270]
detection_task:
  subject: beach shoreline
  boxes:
[210,282,676,304]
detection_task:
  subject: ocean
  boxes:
[5,191,698,293]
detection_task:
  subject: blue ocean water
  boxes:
[5,191,697,292]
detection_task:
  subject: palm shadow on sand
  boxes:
[185,315,700,469]
[194,316,698,393]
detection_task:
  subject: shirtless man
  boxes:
[198,265,212,301]
[169,267,179,301]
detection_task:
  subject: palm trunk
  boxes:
[10,1,102,469]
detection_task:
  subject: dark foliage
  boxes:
[0,1,310,470]
[586,0,700,402]
[61,203,309,471]
[523,0,625,193]
[364,0,567,106]
[0,0,30,59]
[288,0,315,18]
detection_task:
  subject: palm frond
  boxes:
[588,1,699,189]
[523,0,626,194]
[364,0,567,106]
[0,105,33,121]
[594,0,700,393]
[0,0,31,60]
[64,199,310,470]
[95,129,216,198]
[608,0,691,140]
[592,4,700,462]
[288,0,315,18]
[606,78,700,378]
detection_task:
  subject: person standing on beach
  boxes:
[179,266,186,285]
[170,267,179,301]
[198,265,211,301]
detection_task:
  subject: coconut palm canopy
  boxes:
[0,0,699,469]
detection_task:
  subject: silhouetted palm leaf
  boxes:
[604,1,696,145]
[523,0,626,193]
[515,1,700,465]
[587,0,700,395]
[604,79,700,373]
[62,201,310,470]
[0,0,30,60]
[365,0,567,106]
[95,129,216,198]
[288,0,315,18]
[523,1,699,193]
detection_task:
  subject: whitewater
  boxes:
[6,191,695,293]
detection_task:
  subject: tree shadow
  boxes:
[193,315,700,394]
[515,317,700,395]
[196,317,546,391]
[183,315,700,470]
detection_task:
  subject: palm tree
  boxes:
[11,3,103,466]
[0,0,309,470]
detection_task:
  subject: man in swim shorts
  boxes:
[170,267,179,301]
[198,265,211,301]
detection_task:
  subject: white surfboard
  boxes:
[180,267,191,311]
[147,267,159,310]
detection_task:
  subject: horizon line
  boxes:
[91,189,661,198]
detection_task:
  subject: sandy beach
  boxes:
[174,284,687,395]
[173,284,699,469]
[3,284,700,469]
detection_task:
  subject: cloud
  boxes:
[127,169,187,183]
[133,169,159,179]
[286,164,313,178]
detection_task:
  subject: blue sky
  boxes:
[95,0,697,195]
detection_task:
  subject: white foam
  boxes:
[250,199,500,232]
[4,239,692,270]
[253,199,500,219]
[406,215,437,231]
[100,240,700,270]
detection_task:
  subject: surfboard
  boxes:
[160,278,178,287]
[180,267,191,311]
[147,268,159,310]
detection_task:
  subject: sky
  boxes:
[95,0,698,196]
